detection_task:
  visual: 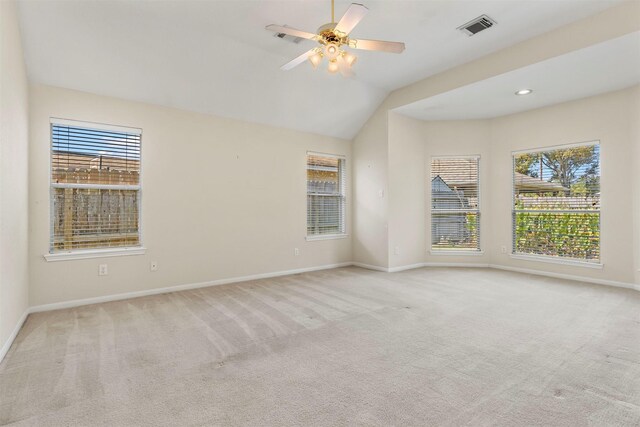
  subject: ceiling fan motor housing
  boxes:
[317,23,348,45]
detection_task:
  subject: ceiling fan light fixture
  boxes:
[325,43,340,60]
[342,51,357,67]
[327,59,339,74]
[336,55,354,77]
[308,51,323,69]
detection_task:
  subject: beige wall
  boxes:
[387,114,493,268]
[490,87,638,284]
[387,112,425,268]
[387,116,497,269]
[352,107,389,268]
[29,85,352,306]
[0,0,30,353]
[633,88,640,285]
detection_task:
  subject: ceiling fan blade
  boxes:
[349,38,405,53]
[265,24,318,40]
[281,49,316,71]
[334,3,368,36]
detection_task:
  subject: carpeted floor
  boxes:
[1,266,639,426]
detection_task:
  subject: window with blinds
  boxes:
[512,142,600,262]
[50,120,142,252]
[307,153,346,237]
[430,156,480,251]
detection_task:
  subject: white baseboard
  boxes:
[352,262,390,272]
[488,264,640,292]
[0,309,29,364]
[354,262,489,272]
[353,261,639,291]
[354,262,440,272]
[388,263,428,272]
[424,262,490,268]
[29,262,353,313]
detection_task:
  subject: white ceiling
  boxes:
[17,0,624,139]
[394,31,640,121]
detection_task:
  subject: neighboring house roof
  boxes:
[514,172,567,192]
[431,175,469,210]
[431,158,478,188]
[431,158,566,192]
[431,176,454,193]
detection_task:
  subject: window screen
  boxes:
[430,157,480,251]
[307,153,346,237]
[50,120,142,252]
[512,142,600,262]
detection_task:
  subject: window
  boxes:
[307,153,346,238]
[512,142,600,263]
[50,119,142,253]
[430,156,480,251]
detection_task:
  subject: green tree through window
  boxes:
[512,143,600,262]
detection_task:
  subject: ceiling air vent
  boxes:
[458,15,496,36]
[273,25,303,44]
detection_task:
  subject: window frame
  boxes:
[305,151,347,241]
[510,140,602,267]
[44,118,145,262]
[429,155,482,254]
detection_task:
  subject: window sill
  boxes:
[306,234,349,241]
[430,250,484,256]
[44,247,146,262]
[509,253,603,269]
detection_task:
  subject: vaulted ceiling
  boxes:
[395,31,640,121]
[17,0,624,139]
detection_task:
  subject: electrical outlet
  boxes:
[501,246,507,254]
[294,248,300,256]
[394,246,400,255]
[150,261,159,272]
[98,264,108,276]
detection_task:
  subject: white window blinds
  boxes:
[50,120,142,252]
[512,142,600,262]
[430,157,480,251]
[307,153,346,237]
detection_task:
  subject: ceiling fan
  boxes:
[266,0,405,76]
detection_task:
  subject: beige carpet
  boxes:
[1,267,639,426]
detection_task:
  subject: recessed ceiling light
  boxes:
[515,89,533,96]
